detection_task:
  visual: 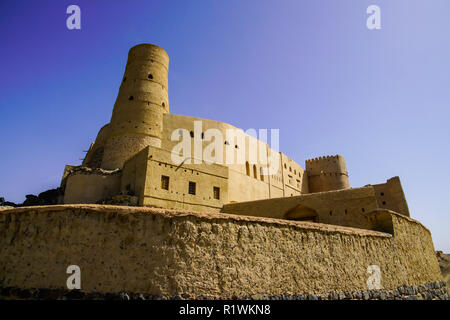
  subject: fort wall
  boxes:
[370,176,410,217]
[161,113,308,203]
[63,169,121,204]
[0,205,442,298]
[222,186,381,230]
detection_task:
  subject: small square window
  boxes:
[213,187,220,200]
[188,181,196,195]
[161,176,169,190]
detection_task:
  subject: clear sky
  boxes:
[0,0,449,251]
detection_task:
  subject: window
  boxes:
[380,192,384,196]
[161,176,169,190]
[213,187,220,200]
[188,181,196,195]
[260,167,264,181]
[129,96,134,100]
[148,74,153,79]
[245,162,250,176]
[224,141,230,145]
[253,165,257,179]
[190,131,194,138]
[382,201,386,205]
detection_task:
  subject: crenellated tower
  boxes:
[101,43,169,169]
[305,154,350,193]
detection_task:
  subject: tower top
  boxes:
[128,43,169,68]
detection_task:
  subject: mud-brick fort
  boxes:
[0,44,447,300]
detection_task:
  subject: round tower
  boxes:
[83,124,110,168]
[305,155,350,193]
[101,43,169,169]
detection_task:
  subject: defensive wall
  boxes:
[0,205,442,298]
[221,181,409,230]
[369,176,410,217]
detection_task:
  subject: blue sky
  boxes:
[0,0,449,251]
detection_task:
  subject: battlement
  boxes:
[305,155,347,174]
[305,154,343,163]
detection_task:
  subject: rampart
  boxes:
[0,205,442,298]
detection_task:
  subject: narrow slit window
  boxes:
[188,181,196,195]
[213,187,220,200]
[161,176,169,190]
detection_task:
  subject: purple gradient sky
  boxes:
[0,0,449,251]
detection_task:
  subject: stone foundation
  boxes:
[0,281,447,300]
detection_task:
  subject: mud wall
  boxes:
[0,205,442,298]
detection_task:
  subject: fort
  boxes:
[0,43,446,300]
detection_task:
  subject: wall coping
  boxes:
[365,208,431,235]
[1,204,393,238]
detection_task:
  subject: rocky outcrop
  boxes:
[437,251,450,287]
[0,197,17,208]
[20,188,63,206]
[1,188,63,209]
